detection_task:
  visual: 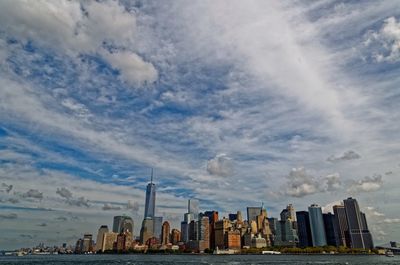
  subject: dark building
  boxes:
[344,197,374,249]
[189,220,198,241]
[323,213,339,247]
[296,211,313,247]
[247,207,262,224]
[204,211,218,250]
[144,172,156,218]
[228,213,238,221]
[333,205,349,247]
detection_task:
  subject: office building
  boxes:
[281,204,296,221]
[170,228,181,245]
[214,218,231,249]
[153,216,163,240]
[333,205,349,247]
[344,197,374,249]
[95,225,109,252]
[161,221,170,245]
[113,216,134,234]
[204,211,218,249]
[198,216,210,251]
[140,217,154,244]
[101,232,118,252]
[323,213,339,247]
[296,211,312,247]
[225,230,241,250]
[247,207,262,224]
[309,204,327,246]
[229,213,238,221]
[144,172,156,218]
[188,199,199,219]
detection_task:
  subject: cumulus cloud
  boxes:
[126,200,139,212]
[0,213,18,219]
[347,174,383,193]
[0,0,158,87]
[7,198,20,204]
[364,16,400,62]
[67,196,90,207]
[1,183,13,193]
[56,187,73,199]
[101,50,158,86]
[382,218,400,224]
[21,189,43,200]
[102,203,121,211]
[284,168,342,197]
[364,206,385,217]
[327,150,361,162]
[206,154,234,177]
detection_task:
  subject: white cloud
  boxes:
[101,50,158,86]
[206,154,233,177]
[382,218,400,224]
[56,187,73,199]
[284,168,341,198]
[21,189,43,200]
[365,16,400,62]
[102,203,121,211]
[348,174,383,193]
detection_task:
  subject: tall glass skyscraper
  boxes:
[308,204,327,246]
[343,197,374,249]
[296,211,312,247]
[144,173,156,218]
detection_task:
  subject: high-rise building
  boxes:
[144,171,156,218]
[198,216,210,251]
[170,229,181,245]
[101,232,118,252]
[308,204,327,246]
[343,197,374,249]
[113,216,134,235]
[140,217,154,244]
[95,225,109,252]
[214,218,231,249]
[333,205,349,247]
[188,199,199,218]
[161,221,170,245]
[281,204,296,221]
[296,211,312,247]
[81,234,93,253]
[225,230,241,250]
[204,211,218,250]
[153,216,163,240]
[323,213,339,247]
[189,220,198,241]
[228,213,238,221]
[247,207,262,224]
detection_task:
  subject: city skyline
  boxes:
[1,0,400,250]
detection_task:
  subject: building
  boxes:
[333,205,349,247]
[229,213,238,221]
[308,204,327,246]
[281,204,296,221]
[225,230,241,250]
[189,220,198,241]
[204,210,219,249]
[344,197,374,249]
[323,213,339,247]
[198,216,210,251]
[81,234,93,253]
[296,211,312,247]
[170,229,181,245]
[214,218,231,249]
[188,199,199,219]
[161,221,170,245]
[116,233,127,251]
[251,234,267,248]
[153,216,163,240]
[113,216,134,235]
[144,171,156,218]
[247,207,262,224]
[95,225,109,252]
[140,217,154,244]
[101,232,118,252]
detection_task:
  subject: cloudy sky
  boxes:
[1,0,400,250]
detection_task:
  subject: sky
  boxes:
[0,0,400,250]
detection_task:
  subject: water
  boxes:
[0,254,399,265]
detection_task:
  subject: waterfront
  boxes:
[0,255,399,265]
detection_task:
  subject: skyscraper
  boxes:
[296,211,312,247]
[144,171,156,218]
[161,221,170,245]
[153,216,163,240]
[323,213,339,247]
[308,204,327,246]
[95,225,109,252]
[247,207,262,223]
[281,204,296,221]
[204,210,218,250]
[140,217,154,244]
[112,216,134,235]
[343,197,374,249]
[188,199,199,218]
[333,205,349,247]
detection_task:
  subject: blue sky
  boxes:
[1,0,400,249]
